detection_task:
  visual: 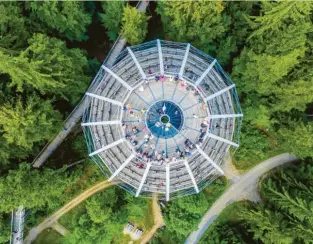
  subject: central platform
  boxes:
[146,100,184,139]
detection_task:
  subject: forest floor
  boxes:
[25,180,113,244]
[185,153,299,244]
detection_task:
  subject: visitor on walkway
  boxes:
[148,68,152,74]
[138,85,144,92]
[180,80,187,87]
[162,103,166,112]
[122,123,127,130]
[136,114,142,122]
[157,108,164,115]
[130,111,135,117]
[155,121,162,127]
[193,113,198,118]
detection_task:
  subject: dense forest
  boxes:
[0,1,312,244]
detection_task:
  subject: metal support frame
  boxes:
[207,133,239,147]
[82,120,121,126]
[102,65,133,91]
[206,84,235,101]
[196,145,224,175]
[210,113,243,119]
[179,44,190,77]
[136,162,152,197]
[184,160,199,193]
[166,164,170,201]
[127,47,147,79]
[89,138,124,157]
[86,92,123,106]
[108,154,135,181]
[157,39,164,74]
[195,59,217,86]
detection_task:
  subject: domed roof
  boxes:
[82,40,242,200]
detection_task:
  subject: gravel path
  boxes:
[185,153,299,244]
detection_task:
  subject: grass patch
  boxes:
[58,201,87,231]
[233,150,282,172]
[203,176,229,205]
[199,201,254,244]
[33,228,63,244]
[211,201,251,225]
[138,200,154,231]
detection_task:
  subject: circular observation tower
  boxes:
[82,40,243,201]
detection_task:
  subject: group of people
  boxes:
[123,103,146,123]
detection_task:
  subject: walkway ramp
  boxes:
[10,206,25,244]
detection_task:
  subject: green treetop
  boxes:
[99,1,125,41]
[121,5,150,45]
[277,120,313,159]
[0,34,90,102]
[0,163,75,213]
[25,1,92,41]
[0,96,61,151]
[156,0,230,53]
[0,213,10,244]
[0,2,28,51]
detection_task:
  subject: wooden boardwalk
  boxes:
[32,1,149,168]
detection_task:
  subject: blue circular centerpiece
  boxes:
[146,100,184,139]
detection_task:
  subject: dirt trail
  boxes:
[25,180,112,244]
[140,198,165,244]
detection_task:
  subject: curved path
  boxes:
[25,180,112,244]
[185,153,299,244]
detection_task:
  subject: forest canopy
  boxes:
[0,1,312,244]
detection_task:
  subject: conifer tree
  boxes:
[0,96,61,150]
[99,1,125,41]
[25,1,91,41]
[121,6,150,45]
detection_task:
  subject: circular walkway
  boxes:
[82,40,242,200]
